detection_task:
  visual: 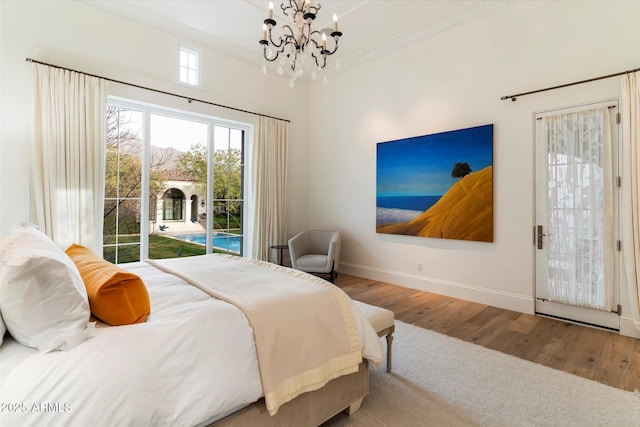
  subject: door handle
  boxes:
[537,225,545,249]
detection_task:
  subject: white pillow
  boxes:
[0,224,93,352]
[0,231,10,347]
[0,312,5,347]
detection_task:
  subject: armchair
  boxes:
[288,230,341,283]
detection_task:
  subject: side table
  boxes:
[270,244,289,266]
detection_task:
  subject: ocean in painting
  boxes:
[376,195,441,225]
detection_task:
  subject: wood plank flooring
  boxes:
[334,274,640,393]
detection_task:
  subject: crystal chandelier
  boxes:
[259,0,342,87]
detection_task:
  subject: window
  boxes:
[179,47,199,86]
[104,100,248,263]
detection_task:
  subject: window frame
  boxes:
[179,46,200,86]
[105,96,252,262]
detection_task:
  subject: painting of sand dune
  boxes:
[376,124,493,242]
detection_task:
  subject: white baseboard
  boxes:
[340,262,535,315]
[619,316,640,339]
[340,262,640,339]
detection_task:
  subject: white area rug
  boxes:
[324,321,640,426]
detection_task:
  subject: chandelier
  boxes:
[260,0,342,87]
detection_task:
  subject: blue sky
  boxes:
[376,124,493,197]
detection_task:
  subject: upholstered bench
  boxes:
[353,300,395,373]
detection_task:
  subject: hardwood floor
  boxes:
[334,274,640,393]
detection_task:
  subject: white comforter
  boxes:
[0,261,382,426]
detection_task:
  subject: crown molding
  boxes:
[337,1,513,75]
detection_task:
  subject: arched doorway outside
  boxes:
[190,195,198,222]
[163,188,184,221]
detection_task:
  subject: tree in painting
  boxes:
[451,162,472,178]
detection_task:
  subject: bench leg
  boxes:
[385,332,393,373]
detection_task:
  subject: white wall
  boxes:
[306,1,640,336]
[0,0,310,241]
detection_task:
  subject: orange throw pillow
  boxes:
[65,244,150,326]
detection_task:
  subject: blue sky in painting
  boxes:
[376,124,493,197]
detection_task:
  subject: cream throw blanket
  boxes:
[147,254,363,415]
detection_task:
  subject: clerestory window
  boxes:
[179,47,199,86]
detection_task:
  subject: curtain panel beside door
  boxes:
[250,116,289,261]
[31,64,107,255]
[621,71,640,332]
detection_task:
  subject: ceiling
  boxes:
[82,0,511,80]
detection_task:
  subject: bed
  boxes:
[0,225,383,427]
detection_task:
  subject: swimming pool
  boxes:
[175,232,242,253]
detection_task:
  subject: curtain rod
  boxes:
[501,66,640,102]
[26,58,290,123]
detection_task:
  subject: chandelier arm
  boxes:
[270,25,299,57]
[263,44,286,63]
[322,40,340,56]
[307,30,341,55]
[281,25,298,45]
[310,51,327,69]
[300,22,313,51]
[289,48,300,72]
[268,31,285,49]
[281,1,294,17]
[262,48,278,63]
[307,36,321,51]
[308,31,322,52]
[282,23,294,34]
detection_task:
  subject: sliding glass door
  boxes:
[103,100,248,263]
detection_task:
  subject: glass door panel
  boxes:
[212,126,244,255]
[534,101,620,330]
[147,114,208,259]
[103,106,143,263]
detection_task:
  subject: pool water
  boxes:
[175,232,242,253]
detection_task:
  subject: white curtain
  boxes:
[31,64,107,255]
[621,71,640,331]
[250,116,289,261]
[543,108,614,311]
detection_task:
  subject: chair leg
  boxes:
[329,261,335,283]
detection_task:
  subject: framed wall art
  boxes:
[376,124,493,242]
